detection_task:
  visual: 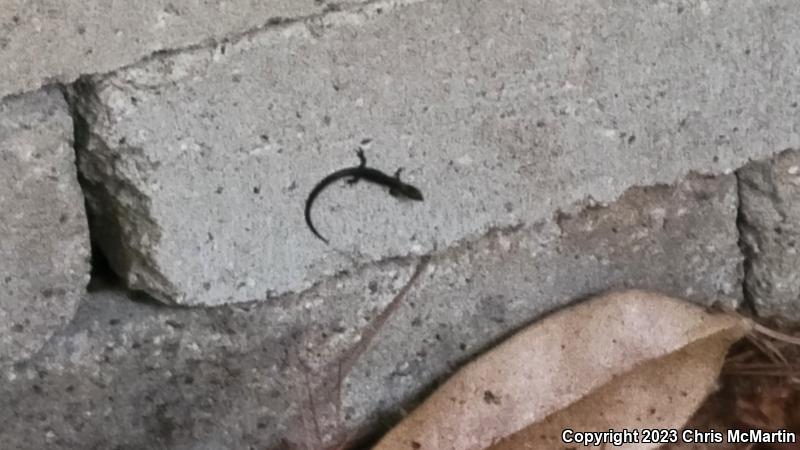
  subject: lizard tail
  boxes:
[304,204,330,244]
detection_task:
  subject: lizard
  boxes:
[304,148,424,244]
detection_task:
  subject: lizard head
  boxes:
[395,183,424,201]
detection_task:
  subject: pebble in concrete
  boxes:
[0,89,91,366]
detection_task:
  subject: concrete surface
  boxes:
[2,1,798,449]
[0,172,741,449]
[738,149,800,321]
[73,0,800,305]
[0,0,376,99]
[0,89,91,366]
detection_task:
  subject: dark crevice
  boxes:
[86,244,122,292]
[59,80,128,294]
[734,169,758,316]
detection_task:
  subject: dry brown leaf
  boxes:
[373,290,750,450]
[489,327,737,450]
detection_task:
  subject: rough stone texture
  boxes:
[73,0,800,306]
[0,173,741,449]
[0,89,91,367]
[0,0,377,99]
[738,149,800,321]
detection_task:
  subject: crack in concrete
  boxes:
[0,0,432,101]
[734,168,759,316]
[80,0,428,89]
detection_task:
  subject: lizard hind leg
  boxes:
[388,168,405,197]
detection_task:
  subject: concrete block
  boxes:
[0,0,372,99]
[738,149,800,321]
[73,0,799,306]
[0,89,91,366]
[0,172,741,449]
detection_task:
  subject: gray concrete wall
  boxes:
[1,0,799,447]
[74,0,799,306]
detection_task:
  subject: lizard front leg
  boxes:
[347,148,368,185]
